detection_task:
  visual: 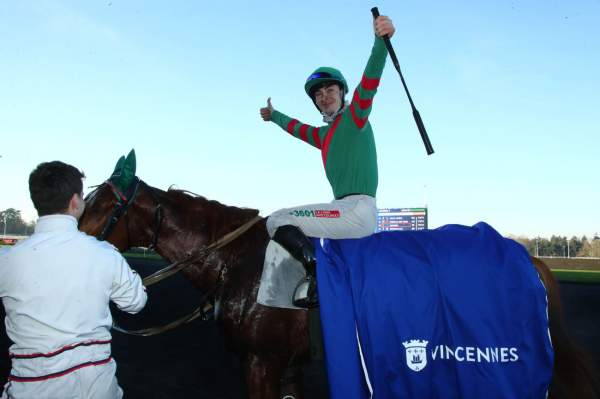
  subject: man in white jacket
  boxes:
[0,161,147,399]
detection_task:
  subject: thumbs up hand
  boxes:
[260,97,274,121]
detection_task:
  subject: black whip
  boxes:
[371,7,434,155]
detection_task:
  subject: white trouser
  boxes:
[1,359,123,399]
[266,195,377,239]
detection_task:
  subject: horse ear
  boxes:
[111,155,126,178]
[116,149,136,192]
[123,149,136,179]
[109,150,136,193]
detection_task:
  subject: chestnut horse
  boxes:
[79,177,600,399]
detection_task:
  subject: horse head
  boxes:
[79,149,161,252]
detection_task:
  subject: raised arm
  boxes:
[348,16,395,130]
[260,98,324,150]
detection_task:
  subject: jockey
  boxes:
[0,161,147,399]
[260,15,395,307]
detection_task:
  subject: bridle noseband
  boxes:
[97,177,140,242]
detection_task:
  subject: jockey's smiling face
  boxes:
[314,84,343,116]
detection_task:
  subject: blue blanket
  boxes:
[315,222,553,399]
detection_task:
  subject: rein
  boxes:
[114,215,262,337]
[142,215,262,287]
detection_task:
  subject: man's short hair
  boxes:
[29,161,85,216]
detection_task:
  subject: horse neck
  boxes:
[149,187,259,264]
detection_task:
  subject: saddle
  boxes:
[256,239,327,364]
[260,225,318,308]
[256,240,306,309]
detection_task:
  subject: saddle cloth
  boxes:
[257,240,305,310]
[316,222,553,399]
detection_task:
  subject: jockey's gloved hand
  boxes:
[373,15,395,38]
[260,97,274,121]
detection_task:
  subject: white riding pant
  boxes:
[1,359,123,399]
[266,195,377,239]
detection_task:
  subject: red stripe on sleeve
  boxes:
[321,115,343,167]
[299,124,309,142]
[352,89,373,110]
[286,119,299,134]
[360,75,380,90]
[350,103,368,129]
[312,127,322,149]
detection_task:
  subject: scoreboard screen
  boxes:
[377,208,428,232]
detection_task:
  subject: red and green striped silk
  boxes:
[271,37,387,200]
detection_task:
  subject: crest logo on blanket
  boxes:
[403,340,428,372]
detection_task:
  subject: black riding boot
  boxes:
[272,225,318,308]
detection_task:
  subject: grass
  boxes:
[551,269,600,284]
[540,257,600,271]
[540,257,600,283]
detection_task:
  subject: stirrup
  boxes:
[292,275,319,308]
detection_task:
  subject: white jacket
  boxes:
[0,215,147,381]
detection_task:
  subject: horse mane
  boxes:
[164,187,259,217]
[144,184,261,240]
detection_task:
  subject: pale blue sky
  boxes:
[1,0,599,238]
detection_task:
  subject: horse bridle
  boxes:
[96,177,164,251]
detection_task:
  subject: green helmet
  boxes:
[304,67,348,99]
